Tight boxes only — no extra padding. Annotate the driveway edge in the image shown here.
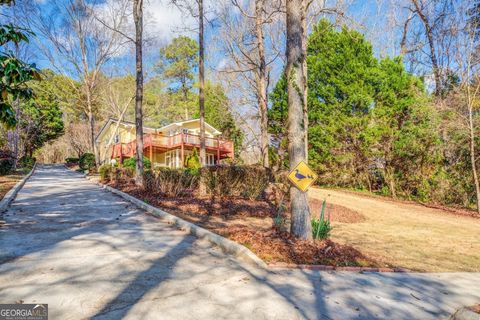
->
[449,307,480,320]
[0,163,36,213]
[88,178,267,269]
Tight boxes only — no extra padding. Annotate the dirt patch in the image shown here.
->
[65,163,80,171]
[0,172,24,200]
[111,181,379,267]
[309,198,365,223]
[469,304,480,314]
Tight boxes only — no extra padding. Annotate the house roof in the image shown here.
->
[157,119,222,135]
[95,118,222,142]
[95,118,157,142]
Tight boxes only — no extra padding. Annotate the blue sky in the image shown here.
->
[4,0,459,104]
[11,0,399,79]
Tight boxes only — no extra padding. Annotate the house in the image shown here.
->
[95,118,234,168]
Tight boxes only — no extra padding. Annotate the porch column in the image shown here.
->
[149,145,153,162]
[119,143,123,164]
[217,138,220,165]
[181,132,185,168]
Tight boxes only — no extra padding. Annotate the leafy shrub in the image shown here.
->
[273,199,287,232]
[0,150,14,175]
[0,158,14,175]
[65,157,79,164]
[200,165,272,199]
[109,167,134,185]
[144,168,198,197]
[123,156,151,170]
[185,148,200,170]
[18,156,35,169]
[184,167,200,176]
[311,199,332,240]
[79,153,95,170]
[99,164,112,182]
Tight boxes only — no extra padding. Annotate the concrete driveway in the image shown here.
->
[0,165,479,319]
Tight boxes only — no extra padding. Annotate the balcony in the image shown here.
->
[111,132,234,160]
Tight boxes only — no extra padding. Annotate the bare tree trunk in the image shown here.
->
[468,96,480,214]
[255,0,269,168]
[103,96,134,163]
[385,166,397,199]
[286,0,311,240]
[133,0,144,186]
[301,0,308,163]
[12,100,20,169]
[199,0,206,167]
[411,0,441,96]
[183,85,189,120]
[86,88,99,166]
[400,12,413,56]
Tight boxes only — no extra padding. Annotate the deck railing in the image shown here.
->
[111,132,234,159]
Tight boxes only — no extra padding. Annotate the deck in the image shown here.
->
[110,132,234,161]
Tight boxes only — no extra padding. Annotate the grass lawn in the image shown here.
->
[0,169,28,201]
[310,187,480,272]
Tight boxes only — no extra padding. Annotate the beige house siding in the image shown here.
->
[97,123,137,163]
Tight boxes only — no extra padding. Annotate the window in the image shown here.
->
[166,150,181,168]
[206,154,216,166]
[165,151,172,168]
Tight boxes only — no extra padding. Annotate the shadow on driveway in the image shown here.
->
[0,165,479,319]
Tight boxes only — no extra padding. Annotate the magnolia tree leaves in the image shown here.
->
[0,5,40,128]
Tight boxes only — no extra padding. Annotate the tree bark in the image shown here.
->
[255,0,269,168]
[286,0,311,240]
[86,89,99,167]
[301,0,308,163]
[411,0,441,96]
[133,0,144,186]
[468,97,480,214]
[12,99,20,169]
[103,97,133,163]
[385,166,397,199]
[199,0,206,167]
[400,13,413,56]
[182,84,189,120]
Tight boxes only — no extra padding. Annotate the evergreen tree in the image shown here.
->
[270,19,378,179]
[269,19,440,198]
[157,36,198,119]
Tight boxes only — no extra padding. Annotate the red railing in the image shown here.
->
[111,133,234,159]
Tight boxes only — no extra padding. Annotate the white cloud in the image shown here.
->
[145,0,196,42]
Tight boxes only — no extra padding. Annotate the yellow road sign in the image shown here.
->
[288,160,318,192]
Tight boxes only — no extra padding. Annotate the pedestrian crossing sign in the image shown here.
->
[288,160,318,192]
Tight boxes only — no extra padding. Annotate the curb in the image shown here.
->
[0,163,36,213]
[83,176,267,269]
[268,263,410,273]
